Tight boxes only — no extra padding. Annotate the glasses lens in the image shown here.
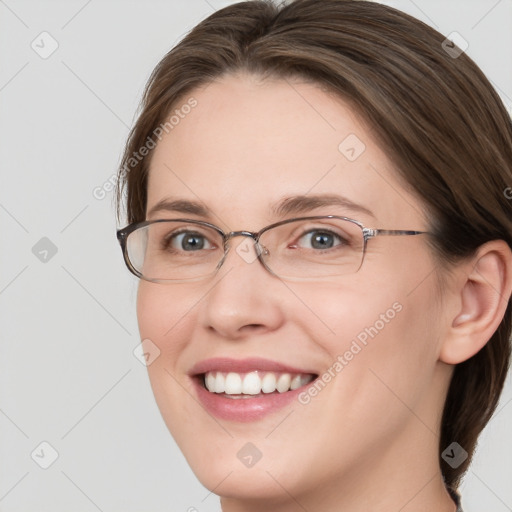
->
[126,221,224,281]
[259,217,364,279]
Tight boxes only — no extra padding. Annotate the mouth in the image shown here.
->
[190,358,318,422]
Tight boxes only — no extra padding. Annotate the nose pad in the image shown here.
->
[257,242,269,256]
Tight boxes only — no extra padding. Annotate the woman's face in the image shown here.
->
[138,73,452,505]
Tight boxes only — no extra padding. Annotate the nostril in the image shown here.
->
[240,324,266,333]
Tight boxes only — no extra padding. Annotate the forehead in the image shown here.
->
[146,73,425,229]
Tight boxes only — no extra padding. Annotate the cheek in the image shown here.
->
[288,272,442,415]
[285,275,433,354]
[136,282,197,351]
[136,282,202,438]
[136,283,195,404]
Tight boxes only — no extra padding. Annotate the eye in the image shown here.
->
[297,229,347,250]
[168,231,215,251]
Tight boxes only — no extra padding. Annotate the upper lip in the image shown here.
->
[189,357,316,376]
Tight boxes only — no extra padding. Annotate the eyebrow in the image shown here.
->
[272,194,375,219]
[147,194,375,220]
[147,199,210,218]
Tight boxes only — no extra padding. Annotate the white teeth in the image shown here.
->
[242,372,261,395]
[261,373,277,393]
[203,371,314,395]
[214,372,225,393]
[224,372,242,394]
[206,372,216,392]
[290,374,302,390]
[276,373,291,393]
[300,375,312,387]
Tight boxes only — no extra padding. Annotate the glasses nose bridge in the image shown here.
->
[219,230,267,272]
[224,230,259,246]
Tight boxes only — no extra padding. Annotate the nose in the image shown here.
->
[199,235,285,340]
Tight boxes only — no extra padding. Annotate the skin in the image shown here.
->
[136,72,512,511]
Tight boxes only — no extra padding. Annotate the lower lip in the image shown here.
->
[193,377,309,422]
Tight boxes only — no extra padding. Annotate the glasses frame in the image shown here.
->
[116,216,428,283]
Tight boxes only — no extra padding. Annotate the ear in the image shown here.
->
[440,240,512,365]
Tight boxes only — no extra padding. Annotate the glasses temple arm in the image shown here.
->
[362,228,428,241]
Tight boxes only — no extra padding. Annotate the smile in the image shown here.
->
[190,358,319,421]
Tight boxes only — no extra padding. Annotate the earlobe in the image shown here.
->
[440,240,512,365]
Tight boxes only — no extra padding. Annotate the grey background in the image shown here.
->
[0,0,511,511]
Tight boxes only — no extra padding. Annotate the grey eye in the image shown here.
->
[170,232,212,251]
[298,230,345,250]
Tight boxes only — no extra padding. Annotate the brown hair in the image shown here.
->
[116,0,512,490]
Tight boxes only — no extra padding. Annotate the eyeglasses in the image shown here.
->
[116,216,428,283]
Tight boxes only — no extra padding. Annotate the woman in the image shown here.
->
[115,1,512,510]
